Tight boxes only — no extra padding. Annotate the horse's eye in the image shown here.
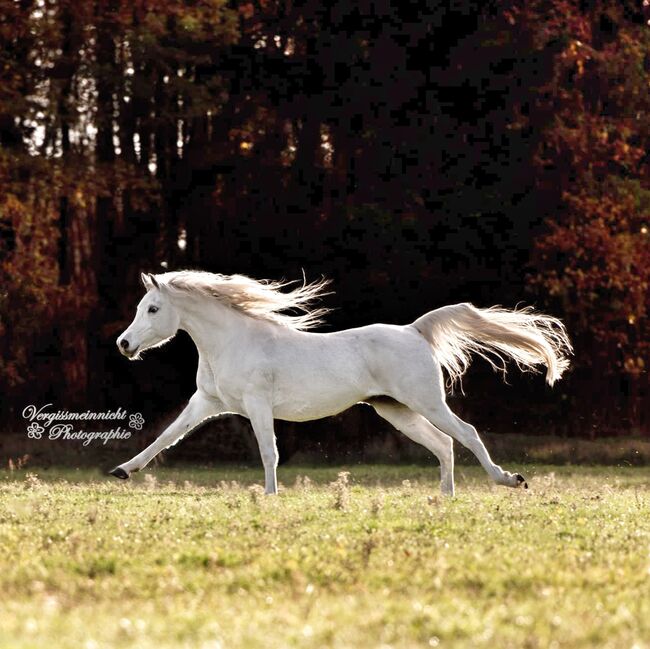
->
[148,306,159,314]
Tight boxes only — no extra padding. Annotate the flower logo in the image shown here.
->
[129,412,145,430]
[27,422,44,439]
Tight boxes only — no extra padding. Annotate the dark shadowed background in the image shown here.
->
[1,0,649,467]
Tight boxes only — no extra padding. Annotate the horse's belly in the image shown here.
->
[271,379,368,422]
[273,398,362,422]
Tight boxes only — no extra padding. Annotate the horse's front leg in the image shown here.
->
[109,391,220,479]
[243,396,279,495]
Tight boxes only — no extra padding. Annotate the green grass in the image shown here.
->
[0,464,649,648]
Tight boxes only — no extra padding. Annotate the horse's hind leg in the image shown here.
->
[411,397,527,489]
[391,373,527,489]
[369,398,455,496]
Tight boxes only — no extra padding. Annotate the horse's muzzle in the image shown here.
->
[117,337,139,358]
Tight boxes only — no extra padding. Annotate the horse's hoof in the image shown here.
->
[515,473,528,489]
[109,467,129,480]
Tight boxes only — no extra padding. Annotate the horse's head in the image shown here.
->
[116,273,180,360]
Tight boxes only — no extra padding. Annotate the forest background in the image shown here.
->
[1,0,649,464]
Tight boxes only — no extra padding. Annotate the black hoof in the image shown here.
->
[109,467,129,480]
[515,473,528,489]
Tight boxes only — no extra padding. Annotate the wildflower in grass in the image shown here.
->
[24,618,38,633]
[361,532,377,567]
[218,480,242,491]
[371,491,385,515]
[224,493,243,510]
[294,475,313,490]
[24,472,40,488]
[119,617,134,638]
[7,454,29,471]
[248,484,265,505]
[331,471,351,511]
[86,507,98,525]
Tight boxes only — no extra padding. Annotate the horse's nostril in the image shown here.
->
[120,339,129,350]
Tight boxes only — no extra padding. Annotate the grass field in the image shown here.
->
[0,464,649,648]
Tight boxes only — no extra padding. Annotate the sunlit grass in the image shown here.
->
[0,465,649,648]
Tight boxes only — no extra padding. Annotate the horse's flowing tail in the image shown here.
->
[411,303,572,389]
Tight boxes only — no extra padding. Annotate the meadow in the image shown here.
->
[0,464,649,648]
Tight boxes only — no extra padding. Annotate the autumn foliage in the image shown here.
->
[522,2,650,419]
[0,0,648,434]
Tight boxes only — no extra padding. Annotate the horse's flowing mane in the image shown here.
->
[147,270,331,330]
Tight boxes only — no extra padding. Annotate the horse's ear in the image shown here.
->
[140,272,159,291]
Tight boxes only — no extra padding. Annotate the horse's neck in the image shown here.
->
[176,296,245,356]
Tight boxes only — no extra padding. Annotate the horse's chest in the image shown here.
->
[202,373,241,407]
[196,357,257,410]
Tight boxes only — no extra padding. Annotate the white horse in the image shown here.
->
[112,271,572,495]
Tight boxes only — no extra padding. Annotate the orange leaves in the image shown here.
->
[534,185,650,374]
[527,1,650,378]
[624,355,646,377]
[517,0,592,49]
[238,3,254,20]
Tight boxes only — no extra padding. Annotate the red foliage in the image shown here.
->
[525,1,650,382]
